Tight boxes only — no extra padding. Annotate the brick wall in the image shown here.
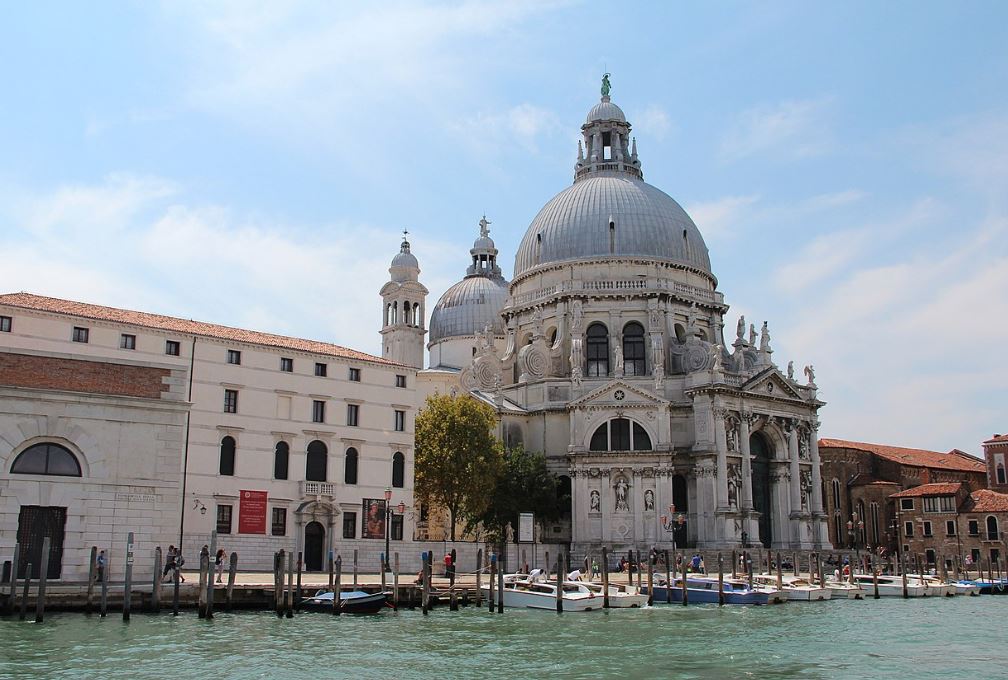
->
[0,352,170,399]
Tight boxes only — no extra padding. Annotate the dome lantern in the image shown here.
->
[575,74,642,182]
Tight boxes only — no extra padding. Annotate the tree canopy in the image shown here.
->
[414,392,503,540]
[468,445,565,542]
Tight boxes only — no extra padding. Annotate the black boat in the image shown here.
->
[298,590,389,614]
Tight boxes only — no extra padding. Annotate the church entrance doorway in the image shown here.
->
[304,521,325,571]
[750,433,773,548]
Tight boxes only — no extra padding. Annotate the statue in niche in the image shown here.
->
[613,342,624,373]
[614,478,630,512]
[649,307,662,331]
[727,463,741,508]
[726,421,738,452]
[736,315,745,341]
[787,360,794,381]
[644,489,655,511]
[569,335,583,386]
[798,435,810,461]
[590,489,601,513]
[800,470,812,510]
[570,299,583,332]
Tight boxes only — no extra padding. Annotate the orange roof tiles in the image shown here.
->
[890,483,963,498]
[968,489,1008,513]
[0,292,402,367]
[819,438,985,473]
[985,433,1008,444]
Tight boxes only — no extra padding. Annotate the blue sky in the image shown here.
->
[1,2,1006,453]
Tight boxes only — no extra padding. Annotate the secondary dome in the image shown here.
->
[429,215,510,344]
[513,176,711,278]
[429,276,509,343]
[586,96,626,123]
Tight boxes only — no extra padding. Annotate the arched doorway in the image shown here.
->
[671,474,688,548]
[750,432,773,548]
[304,521,325,571]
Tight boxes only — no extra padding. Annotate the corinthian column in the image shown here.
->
[739,412,753,511]
[787,420,801,512]
[713,408,729,509]
[809,421,824,513]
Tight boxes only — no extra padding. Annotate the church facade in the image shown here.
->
[393,78,830,553]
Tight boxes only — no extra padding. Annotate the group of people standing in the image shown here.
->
[160,545,231,583]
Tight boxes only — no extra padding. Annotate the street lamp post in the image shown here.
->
[383,488,407,573]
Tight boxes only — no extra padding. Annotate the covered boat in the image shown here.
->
[642,576,770,605]
[298,590,388,614]
[480,573,602,611]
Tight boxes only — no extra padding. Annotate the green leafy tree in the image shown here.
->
[414,393,503,540]
[469,445,565,541]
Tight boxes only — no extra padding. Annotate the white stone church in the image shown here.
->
[382,78,830,553]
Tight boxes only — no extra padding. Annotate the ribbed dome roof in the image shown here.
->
[391,249,418,269]
[429,275,509,343]
[586,96,626,123]
[513,176,711,279]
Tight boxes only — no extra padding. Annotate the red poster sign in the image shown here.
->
[238,490,268,534]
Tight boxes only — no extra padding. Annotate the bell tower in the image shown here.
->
[380,232,428,369]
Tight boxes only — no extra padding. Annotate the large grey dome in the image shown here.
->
[429,275,509,343]
[586,97,626,123]
[513,176,712,279]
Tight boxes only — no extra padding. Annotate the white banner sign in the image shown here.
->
[518,512,535,543]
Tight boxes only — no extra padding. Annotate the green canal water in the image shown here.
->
[2,597,1006,679]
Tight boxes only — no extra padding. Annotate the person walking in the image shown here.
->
[162,545,176,582]
[95,550,107,583]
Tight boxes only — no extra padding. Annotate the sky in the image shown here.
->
[1,1,1006,454]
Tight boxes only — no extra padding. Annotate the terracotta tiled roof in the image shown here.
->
[0,292,402,366]
[819,438,985,473]
[889,483,963,498]
[968,489,1008,513]
[984,433,1008,444]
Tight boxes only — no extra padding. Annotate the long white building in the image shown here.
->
[0,292,417,579]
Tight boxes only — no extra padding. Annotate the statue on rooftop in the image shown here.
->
[479,214,491,238]
[601,73,611,97]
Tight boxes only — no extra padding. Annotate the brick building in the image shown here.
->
[818,439,986,551]
[983,433,1008,493]
[890,483,1008,569]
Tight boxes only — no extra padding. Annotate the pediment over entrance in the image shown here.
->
[740,367,806,402]
[567,379,670,410]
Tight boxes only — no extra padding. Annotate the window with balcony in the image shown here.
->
[306,440,327,482]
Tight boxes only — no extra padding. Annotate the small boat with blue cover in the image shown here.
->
[641,576,769,605]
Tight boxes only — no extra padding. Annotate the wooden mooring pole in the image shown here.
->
[6,543,20,617]
[206,531,216,620]
[664,549,672,605]
[555,554,563,614]
[122,533,134,622]
[680,551,688,606]
[422,552,431,616]
[487,553,495,614]
[151,546,162,613]
[333,556,342,616]
[100,553,109,617]
[296,551,303,605]
[393,552,400,610]
[198,552,208,619]
[353,549,359,589]
[84,546,95,615]
[475,549,483,608]
[646,558,654,606]
[497,553,505,614]
[19,563,31,620]
[35,537,51,624]
[718,553,725,606]
[226,552,238,611]
[286,550,294,618]
[601,547,610,609]
[172,560,180,616]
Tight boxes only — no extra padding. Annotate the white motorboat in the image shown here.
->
[851,574,926,597]
[913,576,954,597]
[952,580,981,596]
[581,581,648,608]
[753,574,832,601]
[479,573,602,611]
[713,576,786,603]
[822,579,865,599]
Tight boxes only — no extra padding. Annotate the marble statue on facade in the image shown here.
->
[748,323,757,346]
[711,344,725,372]
[589,489,600,513]
[760,321,771,352]
[644,489,655,511]
[787,360,794,381]
[614,478,630,512]
[736,315,745,341]
[804,364,816,386]
[613,342,623,373]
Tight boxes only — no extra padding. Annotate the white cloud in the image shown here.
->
[685,194,760,240]
[634,105,673,141]
[450,103,562,157]
[720,97,833,161]
[0,174,461,356]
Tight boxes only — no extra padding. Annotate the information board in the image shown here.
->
[518,512,535,543]
[238,490,268,534]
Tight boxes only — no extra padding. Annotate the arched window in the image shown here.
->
[344,447,359,485]
[997,464,1006,485]
[10,442,81,477]
[274,441,289,480]
[857,500,867,544]
[622,322,646,376]
[831,479,841,511]
[588,418,652,452]
[392,451,405,488]
[586,323,609,377]
[306,440,327,482]
[987,515,999,541]
[219,436,236,476]
[674,323,686,343]
[870,502,880,544]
